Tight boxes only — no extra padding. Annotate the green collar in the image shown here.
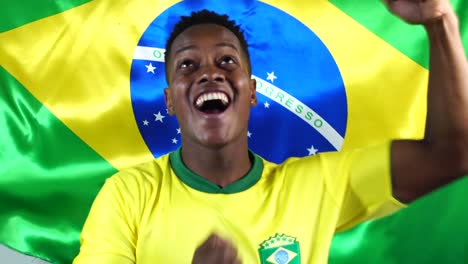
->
[169,148,263,194]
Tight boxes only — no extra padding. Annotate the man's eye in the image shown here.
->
[180,60,194,69]
[220,56,235,65]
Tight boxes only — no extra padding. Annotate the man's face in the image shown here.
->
[165,23,257,149]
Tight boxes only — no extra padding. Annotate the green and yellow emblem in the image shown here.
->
[259,234,301,264]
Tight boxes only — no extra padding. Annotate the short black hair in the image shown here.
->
[164,9,251,83]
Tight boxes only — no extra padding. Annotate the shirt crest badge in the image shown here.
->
[259,234,301,264]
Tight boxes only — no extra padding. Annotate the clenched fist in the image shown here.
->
[383,0,453,24]
[192,234,242,264]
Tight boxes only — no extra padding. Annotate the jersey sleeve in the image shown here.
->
[73,173,139,264]
[323,142,406,231]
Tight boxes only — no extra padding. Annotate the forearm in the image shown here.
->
[424,9,468,143]
[391,7,468,203]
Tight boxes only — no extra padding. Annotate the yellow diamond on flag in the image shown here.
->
[267,247,298,264]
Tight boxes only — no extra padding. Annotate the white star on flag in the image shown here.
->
[307,145,319,156]
[153,111,165,123]
[172,138,178,144]
[266,71,277,83]
[142,120,149,126]
[145,62,156,74]
[264,102,270,108]
[176,128,181,134]
[247,131,252,138]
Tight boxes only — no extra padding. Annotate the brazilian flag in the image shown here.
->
[0,0,467,263]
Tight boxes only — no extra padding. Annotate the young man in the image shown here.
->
[74,0,467,263]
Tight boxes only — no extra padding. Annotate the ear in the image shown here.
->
[164,88,175,115]
[249,78,257,107]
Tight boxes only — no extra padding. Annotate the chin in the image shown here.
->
[200,137,230,149]
[196,131,237,148]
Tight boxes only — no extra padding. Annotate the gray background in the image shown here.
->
[0,245,50,264]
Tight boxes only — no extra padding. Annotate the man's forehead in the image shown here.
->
[171,24,241,52]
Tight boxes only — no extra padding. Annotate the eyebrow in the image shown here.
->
[174,42,239,56]
[215,42,239,51]
[174,45,197,55]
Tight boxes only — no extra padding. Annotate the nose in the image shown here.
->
[197,64,225,84]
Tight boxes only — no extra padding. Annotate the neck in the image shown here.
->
[180,139,251,187]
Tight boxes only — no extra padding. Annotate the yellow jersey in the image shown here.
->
[73,142,403,264]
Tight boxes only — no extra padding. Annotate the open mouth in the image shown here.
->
[194,91,231,114]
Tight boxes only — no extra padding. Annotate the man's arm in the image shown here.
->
[387,0,468,203]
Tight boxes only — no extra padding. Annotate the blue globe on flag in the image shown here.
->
[130,0,347,163]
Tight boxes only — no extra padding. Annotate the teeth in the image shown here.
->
[195,92,229,108]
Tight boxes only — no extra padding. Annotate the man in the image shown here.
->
[73,0,467,263]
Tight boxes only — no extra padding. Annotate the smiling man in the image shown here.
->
[163,19,257,189]
[73,0,468,263]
